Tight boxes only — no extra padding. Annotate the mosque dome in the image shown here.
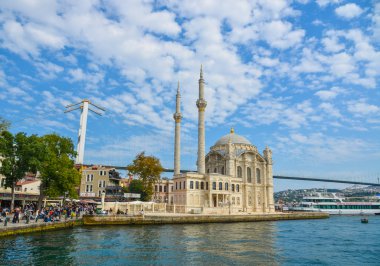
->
[214,128,252,146]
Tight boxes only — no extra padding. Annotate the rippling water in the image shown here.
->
[1,216,379,265]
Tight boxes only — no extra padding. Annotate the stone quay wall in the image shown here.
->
[0,219,82,237]
[82,212,329,226]
[0,212,328,237]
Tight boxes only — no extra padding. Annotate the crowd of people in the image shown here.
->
[0,202,97,225]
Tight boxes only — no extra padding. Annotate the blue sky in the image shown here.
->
[1,0,379,191]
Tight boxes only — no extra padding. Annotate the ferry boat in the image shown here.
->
[288,192,380,215]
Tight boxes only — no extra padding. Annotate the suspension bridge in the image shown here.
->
[84,165,380,187]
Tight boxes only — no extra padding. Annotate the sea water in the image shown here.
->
[0,216,379,265]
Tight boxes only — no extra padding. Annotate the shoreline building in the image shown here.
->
[79,166,122,200]
[171,68,275,214]
[0,173,40,208]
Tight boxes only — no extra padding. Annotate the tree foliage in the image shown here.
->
[0,130,81,210]
[0,131,40,209]
[37,134,81,206]
[126,179,149,201]
[0,117,10,132]
[126,152,164,201]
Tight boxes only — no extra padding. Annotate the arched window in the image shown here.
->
[225,182,228,191]
[196,181,199,189]
[236,184,240,192]
[201,182,204,190]
[232,184,235,192]
[221,166,225,175]
[212,182,216,190]
[256,168,261,184]
[247,167,252,183]
[219,182,223,190]
[190,181,194,189]
[237,166,242,178]
[214,168,217,173]
[207,169,210,173]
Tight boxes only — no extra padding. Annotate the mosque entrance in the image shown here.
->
[212,194,228,207]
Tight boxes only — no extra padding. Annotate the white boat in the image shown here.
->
[288,192,380,215]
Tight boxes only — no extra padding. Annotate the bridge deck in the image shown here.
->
[82,165,380,187]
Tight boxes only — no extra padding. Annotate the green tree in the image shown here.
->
[126,179,149,201]
[0,131,40,210]
[37,134,81,209]
[0,117,10,132]
[126,152,164,201]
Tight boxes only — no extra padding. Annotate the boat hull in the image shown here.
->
[289,207,380,215]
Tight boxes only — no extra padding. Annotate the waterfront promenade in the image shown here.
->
[0,211,328,237]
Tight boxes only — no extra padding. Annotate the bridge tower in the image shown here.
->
[64,99,105,165]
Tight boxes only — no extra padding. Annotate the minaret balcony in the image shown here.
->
[173,113,183,122]
[196,99,207,110]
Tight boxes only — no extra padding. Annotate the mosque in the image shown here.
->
[170,67,275,214]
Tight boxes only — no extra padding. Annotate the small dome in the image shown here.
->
[215,129,251,146]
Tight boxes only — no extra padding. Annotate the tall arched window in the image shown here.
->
[221,166,225,175]
[247,167,252,183]
[237,166,242,178]
[225,182,228,191]
[219,182,223,190]
[256,168,261,184]
[214,168,217,173]
[207,169,210,173]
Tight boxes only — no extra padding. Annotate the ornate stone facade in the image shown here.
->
[171,68,275,214]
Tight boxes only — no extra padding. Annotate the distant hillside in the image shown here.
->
[274,188,340,204]
[275,185,380,204]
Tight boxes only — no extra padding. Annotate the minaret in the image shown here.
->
[196,65,207,174]
[173,81,182,176]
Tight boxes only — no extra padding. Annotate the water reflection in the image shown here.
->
[179,222,278,265]
[0,222,278,265]
[0,230,78,265]
[2,217,380,265]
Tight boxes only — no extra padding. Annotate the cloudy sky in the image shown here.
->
[1,0,379,191]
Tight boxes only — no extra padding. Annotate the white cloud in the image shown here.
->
[347,101,379,116]
[316,0,341,7]
[260,20,305,49]
[293,48,324,73]
[319,102,341,118]
[329,52,355,77]
[322,35,344,52]
[35,61,64,79]
[275,132,368,163]
[315,87,343,101]
[242,97,314,129]
[372,3,380,41]
[255,56,280,67]
[68,68,85,82]
[335,3,363,19]
[1,0,380,178]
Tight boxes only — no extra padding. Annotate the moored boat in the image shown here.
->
[288,192,380,215]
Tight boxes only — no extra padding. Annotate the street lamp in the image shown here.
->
[63,191,68,206]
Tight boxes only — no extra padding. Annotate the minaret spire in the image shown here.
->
[173,81,182,176]
[196,65,207,174]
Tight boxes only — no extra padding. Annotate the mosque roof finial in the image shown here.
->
[177,81,180,94]
[200,64,203,79]
[230,127,235,134]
